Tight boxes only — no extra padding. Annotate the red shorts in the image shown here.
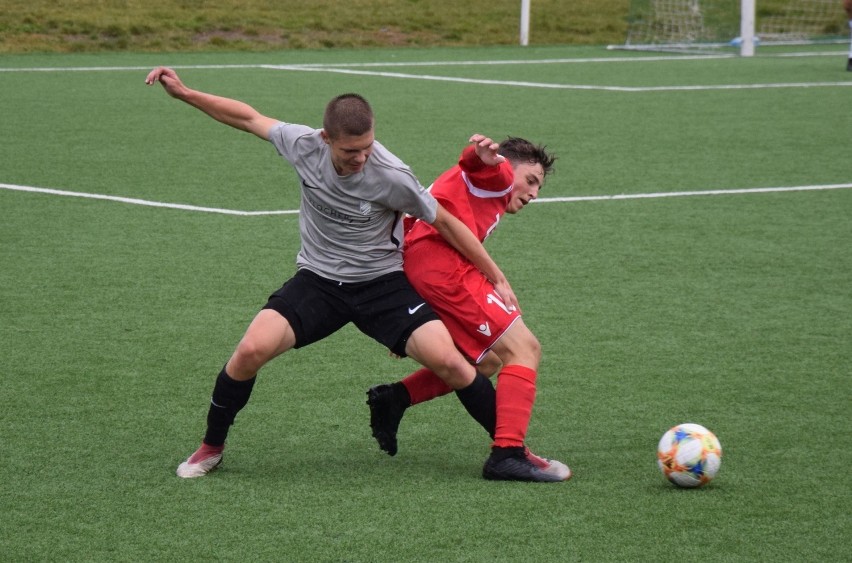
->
[403,239,520,363]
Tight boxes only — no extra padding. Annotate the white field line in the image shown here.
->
[1,51,850,92]
[534,183,852,204]
[0,57,739,74]
[0,50,844,73]
[0,183,297,216]
[265,64,852,91]
[3,182,850,216]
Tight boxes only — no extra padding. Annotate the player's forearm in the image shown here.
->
[433,207,507,286]
[178,88,262,133]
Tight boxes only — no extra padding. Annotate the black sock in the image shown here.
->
[454,371,496,439]
[203,368,256,447]
[390,381,411,408]
[489,445,526,461]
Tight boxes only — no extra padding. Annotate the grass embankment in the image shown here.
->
[0,0,630,53]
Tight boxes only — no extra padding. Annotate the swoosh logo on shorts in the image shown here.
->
[408,303,426,314]
[302,180,321,190]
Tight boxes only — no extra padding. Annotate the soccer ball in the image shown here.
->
[657,423,722,488]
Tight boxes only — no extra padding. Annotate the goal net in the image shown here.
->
[615,0,847,53]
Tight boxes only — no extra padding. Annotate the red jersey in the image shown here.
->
[403,145,518,363]
[404,144,514,250]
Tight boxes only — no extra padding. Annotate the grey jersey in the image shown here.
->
[269,122,438,282]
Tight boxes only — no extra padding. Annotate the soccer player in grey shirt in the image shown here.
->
[145,66,519,478]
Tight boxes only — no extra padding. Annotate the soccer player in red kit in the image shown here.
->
[367,134,571,482]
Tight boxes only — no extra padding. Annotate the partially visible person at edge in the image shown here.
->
[145,66,529,480]
[845,0,852,70]
[367,134,572,482]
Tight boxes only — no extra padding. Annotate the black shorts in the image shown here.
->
[262,269,440,358]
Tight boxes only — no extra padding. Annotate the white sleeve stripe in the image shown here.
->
[461,171,513,199]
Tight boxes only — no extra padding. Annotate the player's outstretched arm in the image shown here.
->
[145,66,279,141]
[430,204,520,312]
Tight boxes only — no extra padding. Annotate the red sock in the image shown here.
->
[492,365,537,448]
[189,442,224,463]
[401,367,453,406]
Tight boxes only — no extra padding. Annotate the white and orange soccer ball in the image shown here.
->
[657,423,722,488]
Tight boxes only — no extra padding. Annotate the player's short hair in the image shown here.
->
[498,137,556,177]
[323,94,374,139]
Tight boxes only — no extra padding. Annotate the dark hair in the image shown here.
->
[323,93,374,139]
[498,137,556,177]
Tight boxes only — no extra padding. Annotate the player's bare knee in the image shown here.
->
[406,320,476,388]
[231,337,271,375]
[498,330,541,369]
[429,351,476,389]
[476,352,502,377]
[528,334,542,364]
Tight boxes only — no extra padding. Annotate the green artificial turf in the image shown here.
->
[1,44,850,561]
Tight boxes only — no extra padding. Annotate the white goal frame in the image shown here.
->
[520,0,531,46]
[609,0,846,57]
[739,0,756,56]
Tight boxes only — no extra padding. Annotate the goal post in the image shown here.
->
[740,0,755,56]
[520,0,531,46]
[612,0,848,55]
